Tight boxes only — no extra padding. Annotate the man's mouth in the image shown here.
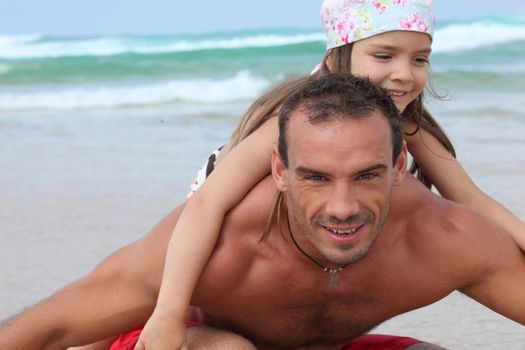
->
[323,225,363,236]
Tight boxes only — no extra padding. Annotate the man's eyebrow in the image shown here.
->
[295,163,388,176]
[357,163,389,174]
[295,166,329,176]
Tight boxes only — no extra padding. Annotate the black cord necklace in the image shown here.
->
[286,213,350,288]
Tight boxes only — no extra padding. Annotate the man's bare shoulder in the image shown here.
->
[222,175,276,237]
[394,175,488,237]
[396,176,521,287]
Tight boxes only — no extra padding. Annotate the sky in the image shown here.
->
[1,0,525,36]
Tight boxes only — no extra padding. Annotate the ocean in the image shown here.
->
[1,16,524,349]
[1,16,525,114]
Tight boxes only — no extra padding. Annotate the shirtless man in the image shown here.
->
[1,74,524,350]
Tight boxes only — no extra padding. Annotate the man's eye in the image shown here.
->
[358,173,376,181]
[307,175,327,182]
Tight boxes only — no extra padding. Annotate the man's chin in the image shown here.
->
[329,249,368,266]
[318,243,368,266]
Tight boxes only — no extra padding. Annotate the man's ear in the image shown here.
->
[392,140,407,186]
[271,145,288,192]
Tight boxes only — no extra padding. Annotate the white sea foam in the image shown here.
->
[0,33,325,59]
[155,33,325,53]
[0,71,270,111]
[0,33,43,47]
[1,19,524,59]
[0,37,130,59]
[0,63,11,74]
[1,16,525,60]
[433,22,525,53]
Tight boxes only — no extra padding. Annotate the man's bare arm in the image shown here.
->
[0,206,183,350]
[458,208,525,325]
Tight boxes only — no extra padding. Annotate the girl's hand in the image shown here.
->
[133,309,188,350]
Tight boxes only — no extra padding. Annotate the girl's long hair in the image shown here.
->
[228,75,310,148]
[225,43,456,239]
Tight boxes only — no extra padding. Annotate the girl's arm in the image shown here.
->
[134,117,279,350]
[404,120,525,252]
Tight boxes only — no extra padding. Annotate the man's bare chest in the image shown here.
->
[197,273,408,349]
[194,221,455,349]
[196,257,455,349]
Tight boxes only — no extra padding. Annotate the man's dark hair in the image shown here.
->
[277,73,403,167]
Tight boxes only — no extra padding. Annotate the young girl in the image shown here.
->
[128,0,525,349]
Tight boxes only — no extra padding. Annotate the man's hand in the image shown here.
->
[133,309,188,350]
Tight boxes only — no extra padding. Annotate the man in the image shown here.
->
[1,74,524,350]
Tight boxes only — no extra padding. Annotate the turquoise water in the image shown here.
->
[1,16,525,113]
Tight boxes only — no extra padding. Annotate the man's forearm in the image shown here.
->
[0,294,71,350]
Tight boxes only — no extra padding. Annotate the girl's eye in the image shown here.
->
[373,54,392,60]
[415,56,429,64]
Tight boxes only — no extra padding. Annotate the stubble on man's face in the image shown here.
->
[287,184,392,266]
[281,113,396,267]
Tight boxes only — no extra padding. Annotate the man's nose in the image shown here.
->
[325,182,360,222]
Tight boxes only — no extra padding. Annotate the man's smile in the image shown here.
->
[323,224,363,236]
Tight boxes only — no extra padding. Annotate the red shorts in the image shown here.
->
[109,325,422,350]
[341,334,422,349]
[108,322,205,350]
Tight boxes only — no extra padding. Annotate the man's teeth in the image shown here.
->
[326,227,358,235]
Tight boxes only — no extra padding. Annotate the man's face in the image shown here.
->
[272,110,406,267]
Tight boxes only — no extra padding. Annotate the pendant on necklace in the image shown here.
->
[327,268,342,288]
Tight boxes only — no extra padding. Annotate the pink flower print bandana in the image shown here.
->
[320,0,435,49]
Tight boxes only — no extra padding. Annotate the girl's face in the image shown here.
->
[350,31,432,113]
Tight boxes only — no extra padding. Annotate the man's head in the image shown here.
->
[272,73,407,267]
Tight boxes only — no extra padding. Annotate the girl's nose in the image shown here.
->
[390,61,413,83]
